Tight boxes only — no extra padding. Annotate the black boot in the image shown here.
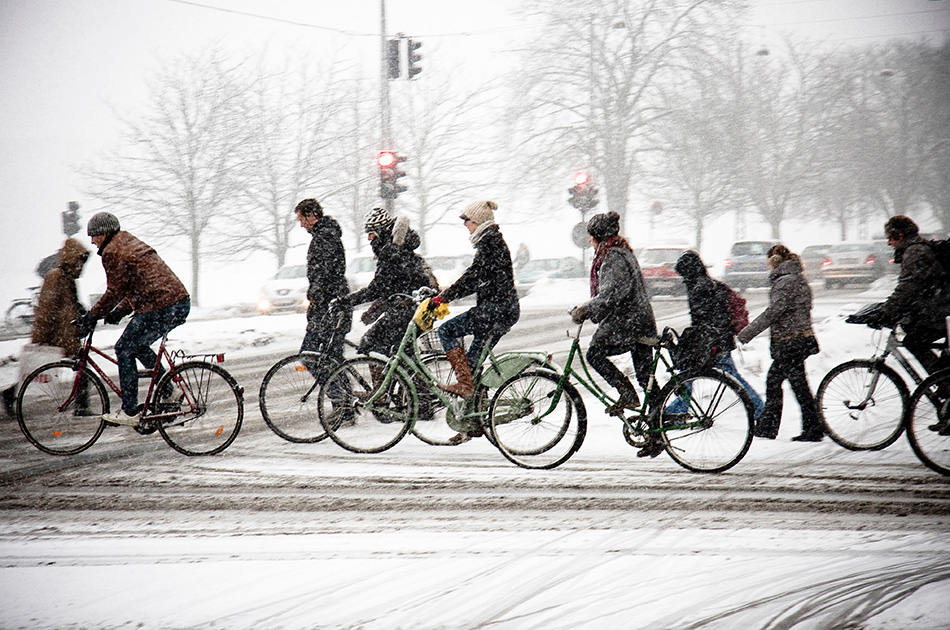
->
[605,381,640,417]
[753,413,779,439]
[2,386,15,417]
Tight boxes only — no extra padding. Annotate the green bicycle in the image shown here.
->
[487,322,755,473]
[316,288,574,466]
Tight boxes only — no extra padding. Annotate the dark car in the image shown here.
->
[723,240,778,289]
[638,246,690,296]
[820,241,894,289]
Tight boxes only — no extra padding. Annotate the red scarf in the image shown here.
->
[590,235,633,297]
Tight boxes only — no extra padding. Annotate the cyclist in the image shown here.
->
[428,200,520,443]
[737,245,822,442]
[672,250,765,419]
[570,211,660,457]
[77,212,190,428]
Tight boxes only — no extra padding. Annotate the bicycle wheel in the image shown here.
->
[488,370,587,469]
[16,361,108,455]
[6,300,33,336]
[155,362,244,456]
[658,371,753,473]
[816,360,907,451]
[259,353,328,443]
[318,357,414,454]
[906,369,950,476]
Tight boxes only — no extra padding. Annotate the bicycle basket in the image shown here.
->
[671,325,718,373]
[418,328,442,354]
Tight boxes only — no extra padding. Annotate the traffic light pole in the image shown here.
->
[379,0,393,214]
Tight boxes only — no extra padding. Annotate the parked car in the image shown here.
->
[514,257,586,293]
[637,246,691,296]
[800,244,833,282]
[820,241,894,289]
[257,264,308,314]
[723,240,778,289]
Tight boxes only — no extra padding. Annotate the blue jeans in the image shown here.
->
[115,299,190,414]
[437,310,509,369]
[666,351,764,419]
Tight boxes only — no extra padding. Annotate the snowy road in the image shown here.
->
[1,285,949,629]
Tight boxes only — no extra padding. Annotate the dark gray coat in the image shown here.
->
[737,259,813,346]
[584,246,657,347]
[306,216,349,323]
[880,235,950,334]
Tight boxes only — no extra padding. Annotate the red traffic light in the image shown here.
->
[573,171,590,186]
[378,151,398,168]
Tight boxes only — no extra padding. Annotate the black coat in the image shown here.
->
[348,228,432,310]
[880,235,950,334]
[675,251,736,353]
[306,216,349,323]
[442,225,520,336]
[584,245,657,347]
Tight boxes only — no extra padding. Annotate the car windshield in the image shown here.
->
[732,242,772,256]
[640,249,684,265]
[274,265,306,280]
[829,244,872,253]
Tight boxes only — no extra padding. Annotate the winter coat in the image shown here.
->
[305,216,349,324]
[441,224,520,336]
[90,231,189,319]
[348,218,434,312]
[675,251,736,353]
[879,235,950,334]
[737,259,815,349]
[584,245,657,347]
[31,238,89,357]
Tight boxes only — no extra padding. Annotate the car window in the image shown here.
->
[829,243,869,253]
[640,249,684,264]
[731,242,773,256]
[274,265,306,280]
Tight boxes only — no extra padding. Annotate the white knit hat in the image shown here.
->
[459,200,498,226]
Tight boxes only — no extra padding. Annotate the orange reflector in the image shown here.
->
[52,431,62,437]
[215,426,223,437]
[295,365,307,371]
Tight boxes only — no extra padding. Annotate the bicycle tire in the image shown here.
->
[487,370,587,470]
[412,354,468,446]
[906,369,950,476]
[259,353,329,443]
[318,357,414,454]
[816,360,907,451]
[155,362,244,456]
[6,300,33,336]
[657,370,753,473]
[16,360,108,455]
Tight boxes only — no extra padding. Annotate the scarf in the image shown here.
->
[469,220,497,247]
[590,235,633,297]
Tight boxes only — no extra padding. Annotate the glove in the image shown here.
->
[570,305,588,325]
[74,312,98,337]
[864,313,886,330]
[427,295,446,311]
[103,309,127,325]
[329,295,351,310]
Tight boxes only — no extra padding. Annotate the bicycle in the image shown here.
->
[906,367,950,476]
[486,322,755,473]
[316,287,563,463]
[5,286,39,336]
[816,304,938,451]
[15,323,244,456]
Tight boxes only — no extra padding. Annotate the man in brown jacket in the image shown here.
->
[78,212,191,427]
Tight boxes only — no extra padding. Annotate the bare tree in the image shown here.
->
[82,48,255,305]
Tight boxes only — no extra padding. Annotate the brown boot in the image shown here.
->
[439,347,475,399]
[605,381,640,417]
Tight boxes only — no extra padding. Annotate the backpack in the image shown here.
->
[671,325,719,373]
[718,281,749,334]
[929,238,950,275]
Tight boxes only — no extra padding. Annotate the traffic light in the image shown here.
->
[378,151,407,199]
[568,171,599,213]
[407,38,422,79]
[62,201,81,236]
[387,39,401,79]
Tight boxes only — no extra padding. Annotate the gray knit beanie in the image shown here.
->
[86,212,121,236]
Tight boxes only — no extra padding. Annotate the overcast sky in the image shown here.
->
[1,0,947,307]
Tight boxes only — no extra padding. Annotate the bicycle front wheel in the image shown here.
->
[155,362,244,456]
[658,371,753,473]
[488,370,587,469]
[906,369,950,476]
[318,357,414,454]
[6,301,33,336]
[17,361,108,455]
[816,360,907,451]
[259,353,328,443]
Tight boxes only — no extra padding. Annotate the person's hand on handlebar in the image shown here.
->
[74,312,98,337]
[570,305,587,325]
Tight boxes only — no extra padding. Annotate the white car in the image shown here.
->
[258,265,308,314]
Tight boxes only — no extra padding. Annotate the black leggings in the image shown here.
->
[587,340,653,392]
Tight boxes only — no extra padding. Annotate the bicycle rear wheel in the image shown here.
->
[6,300,33,336]
[16,361,108,455]
[488,370,587,469]
[259,353,328,443]
[318,357,414,454]
[906,369,950,476]
[816,360,907,451]
[155,362,244,456]
[658,371,753,473]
